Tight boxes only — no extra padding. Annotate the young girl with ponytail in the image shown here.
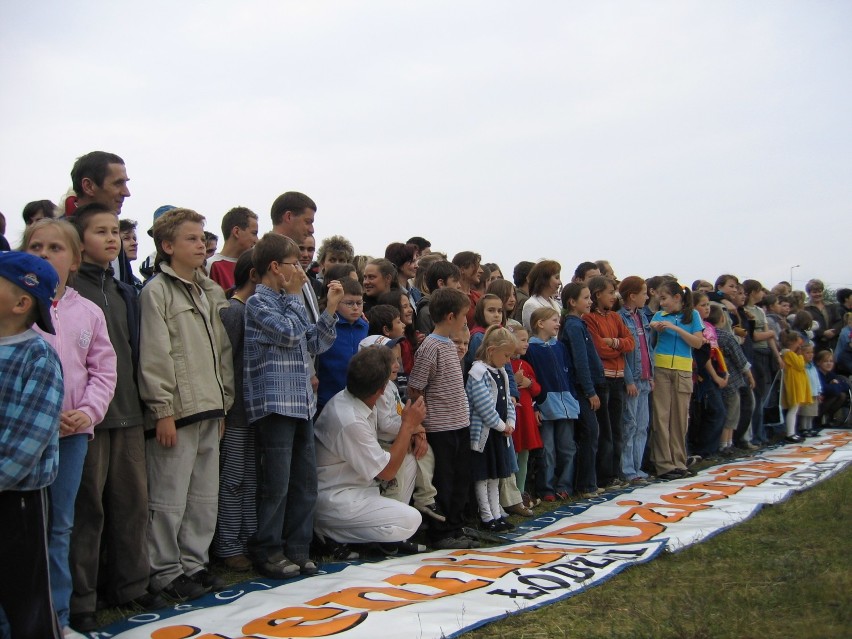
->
[648,281,706,480]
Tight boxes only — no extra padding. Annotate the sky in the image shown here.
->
[1,1,850,291]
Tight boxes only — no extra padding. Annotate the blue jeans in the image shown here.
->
[250,414,317,563]
[48,434,88,627]
[622,379,651,479]
[537,419,577,495]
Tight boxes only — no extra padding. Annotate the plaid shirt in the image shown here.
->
[244,284,336,423]
[716,329,751,396]
[0,330,64,491]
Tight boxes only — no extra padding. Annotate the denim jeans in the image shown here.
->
[250,414,317,563]
[537,419,577,495]
[48,434,88,627]
[575,396,600,492]
[595,378,625,484]
[621,379,651,479]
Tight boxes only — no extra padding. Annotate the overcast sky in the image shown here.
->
[1,1,850,290]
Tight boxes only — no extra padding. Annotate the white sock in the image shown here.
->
[786,405,800,436]
[475,480,494,522]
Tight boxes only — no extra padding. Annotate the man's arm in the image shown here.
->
[377,397,426,480]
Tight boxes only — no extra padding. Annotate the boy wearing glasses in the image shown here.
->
[244,233,343,579]
[316,278,369,414]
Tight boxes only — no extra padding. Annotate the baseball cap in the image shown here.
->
[0,251,60,334]
[148,205,177,237]
[359,335,404,350]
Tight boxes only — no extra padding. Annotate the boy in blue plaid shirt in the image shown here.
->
[244,233,343,579]
[0,252,64,639]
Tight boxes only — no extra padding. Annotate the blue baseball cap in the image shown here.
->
[0,251,59,334]
[148,204,177,237]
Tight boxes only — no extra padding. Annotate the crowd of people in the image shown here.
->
[1,150,851,639]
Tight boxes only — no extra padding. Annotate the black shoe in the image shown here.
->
[785,434,804,444]
[396,539,428,554]
[123,591,168,611]
[161,574,209,601]
[657,471,682,481]
[190,568,227,591]
[495,517,515,532]
[69,612,99,633]
[327,541,359,561]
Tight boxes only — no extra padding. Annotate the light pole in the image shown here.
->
[790,264,800,287]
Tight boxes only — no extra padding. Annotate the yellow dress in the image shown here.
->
[781,350,812,408]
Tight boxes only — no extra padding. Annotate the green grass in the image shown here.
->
[95,464,851,638]
[462,467,852,639]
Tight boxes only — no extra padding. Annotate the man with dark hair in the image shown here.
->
[572,261,601,284]
[512,261,534,322]
[406,236,431,256]
[69,151,133,284]
[206,206,259,290]
[270,191,316,244]
[70,151,130,214]
[313,348,426,550]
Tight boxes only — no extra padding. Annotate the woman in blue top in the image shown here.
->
[648,281,705,480]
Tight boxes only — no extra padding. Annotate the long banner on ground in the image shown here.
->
[101,430,852,639]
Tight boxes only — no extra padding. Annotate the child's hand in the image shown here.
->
[589,394,601,410]
[649,321,666,332]
[626,383,638,397]
[411,431,428,459]
[514,368,529,388]
[535,411,542,426]
[60,410,92,435]
[324,280,344,314]
[746,372,756,389]
[156,416,177,448]
[715,376,728,389]
[282,262,307,295]
[416,330,426,345]
[504,424,514,436]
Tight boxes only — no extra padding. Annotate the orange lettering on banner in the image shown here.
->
[313,587,427,612]
[241,606,366,637]
[533,519,663,544]
[659,490,725,506]
[151,627,237,639]
[680,481,742,496]
[616,500,710,523]
[771,447,834,462]
[385,566,489,594]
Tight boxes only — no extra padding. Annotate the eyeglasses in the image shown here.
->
[278,261,300,268]
[340,300,364,308]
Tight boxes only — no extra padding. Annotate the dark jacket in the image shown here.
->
[559,314,605,398]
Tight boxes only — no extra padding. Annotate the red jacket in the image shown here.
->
[583,310,635,378]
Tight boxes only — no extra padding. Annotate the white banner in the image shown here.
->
[100,430,852,639]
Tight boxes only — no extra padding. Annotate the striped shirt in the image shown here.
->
[408,334,469,433]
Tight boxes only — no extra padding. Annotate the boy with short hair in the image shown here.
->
[206,206,259,291]
[0,251,64,639]
[245,233,343,579]
[416,260,462,336]
[68,203,164,631]
[138,208,235,601]
[407,287,475,548]
[316,278,369,413]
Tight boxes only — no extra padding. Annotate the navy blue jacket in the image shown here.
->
[560,315,604,398]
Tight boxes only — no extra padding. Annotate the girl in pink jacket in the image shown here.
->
[21,219,117,634]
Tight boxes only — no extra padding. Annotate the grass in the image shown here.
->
[462,467,852,639]
[95,461,851,638]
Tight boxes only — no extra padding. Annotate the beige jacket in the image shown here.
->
[139,263,234,429]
